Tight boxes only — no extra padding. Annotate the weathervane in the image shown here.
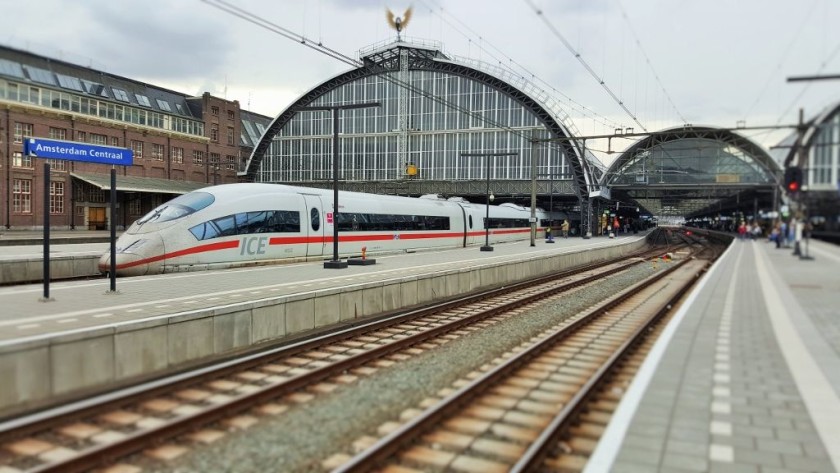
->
[386,6,412,41]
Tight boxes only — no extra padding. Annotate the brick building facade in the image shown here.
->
[0,45,271,230]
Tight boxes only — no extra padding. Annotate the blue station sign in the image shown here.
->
[24,137,133,166]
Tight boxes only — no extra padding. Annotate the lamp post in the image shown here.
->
[482,191,495,251]
[295,102,381,268]
[461,151,518,252]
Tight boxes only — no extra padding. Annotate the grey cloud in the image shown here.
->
[73,1,234,80]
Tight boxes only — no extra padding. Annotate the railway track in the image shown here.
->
[333,252,715,472]
[0,244,697,472]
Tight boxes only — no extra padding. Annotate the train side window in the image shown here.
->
[189,221,221,240]
[468,215,473,229]
[214,215,237,237]
[242,211,270,233]
[257,210,300,233]
[284,210,301,232]
[311,208,320,231]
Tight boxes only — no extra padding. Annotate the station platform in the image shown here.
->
[0,233,649,418]
[0,229,113,246]
[0,231,112,285]
[587,237,840,473]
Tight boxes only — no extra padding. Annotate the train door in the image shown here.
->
[302,194,325,257]
[457,203,469,247]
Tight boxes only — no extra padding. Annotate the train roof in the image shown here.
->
[198,183,552,216]
[200,183,458,206]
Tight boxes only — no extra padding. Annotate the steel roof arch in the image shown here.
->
[243,43,595,199]
[605,125,781,186]
[781,101,840,168]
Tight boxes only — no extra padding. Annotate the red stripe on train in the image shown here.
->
[117,227,537,270]
[115,240,240,270]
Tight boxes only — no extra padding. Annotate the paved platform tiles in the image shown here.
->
[587,238,840,473]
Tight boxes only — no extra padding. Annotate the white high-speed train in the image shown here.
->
[99,183,558,276]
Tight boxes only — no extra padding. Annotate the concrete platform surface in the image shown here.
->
[587,238,840,473]
[0,230,115,246]
[0,235,641,340]
[0,233,649,417]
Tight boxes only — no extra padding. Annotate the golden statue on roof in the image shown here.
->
[386,6,413,40]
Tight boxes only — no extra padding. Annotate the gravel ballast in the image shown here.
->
[151,262,664,473]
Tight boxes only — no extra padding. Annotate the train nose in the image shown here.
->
[98,233,165,276]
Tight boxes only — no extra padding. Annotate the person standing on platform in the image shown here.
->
[561,219,570,238]
[780,220,788,247]
[545,226,552,242]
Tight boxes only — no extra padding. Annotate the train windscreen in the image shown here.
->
[136,191,215,225]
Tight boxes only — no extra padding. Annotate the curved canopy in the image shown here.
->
[605,126,781,218]
[243,39,598,201]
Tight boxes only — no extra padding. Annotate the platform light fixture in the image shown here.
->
[461,151,518,252]
[294,102,381,268]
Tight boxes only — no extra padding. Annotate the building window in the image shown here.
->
[226,155,236,171]
[13,179,32,213]
[50,181,64,214]
[227,126,235,145]
[211,124,219,142]
[48,159,66,171]
[111,136,119,147]
[210,152,221,166]
[12,152,32,168]
[49,127,67,140]
[112,88,130,102]
[151,143,164,161]
[90,133,107,145]
[1,79,205,139]
[131,140,144,159]
[87,187,106,203]
[172,147,184,164]
[193,150,205,165]
[227,110,235,121]
[135,94,151,107]
[77,131,86,142]
[14,122,33,143]
[128,198,142,215]
[211,105,219,116]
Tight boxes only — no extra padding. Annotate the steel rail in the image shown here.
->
[21,251,663,472]
[511,258,708,471]
[334,253,692,473]
[0,250,656,438]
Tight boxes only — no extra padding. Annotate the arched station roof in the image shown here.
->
[769,101,840,230]
[770,100,840,169]
[604,126,781,218]
[242,38,599,201]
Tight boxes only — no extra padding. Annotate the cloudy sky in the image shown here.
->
[4,0,839,163]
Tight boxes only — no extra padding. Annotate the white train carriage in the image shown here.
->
[99,183,556,276]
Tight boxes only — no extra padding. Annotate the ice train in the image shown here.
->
[98,183,558,276]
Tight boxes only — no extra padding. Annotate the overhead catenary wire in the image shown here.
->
[615,0,687,125]
[523,0,648,133]
[200,0,586,168]
[776,37,840,125]
[418,0,626,133]
[743,0,819,121]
